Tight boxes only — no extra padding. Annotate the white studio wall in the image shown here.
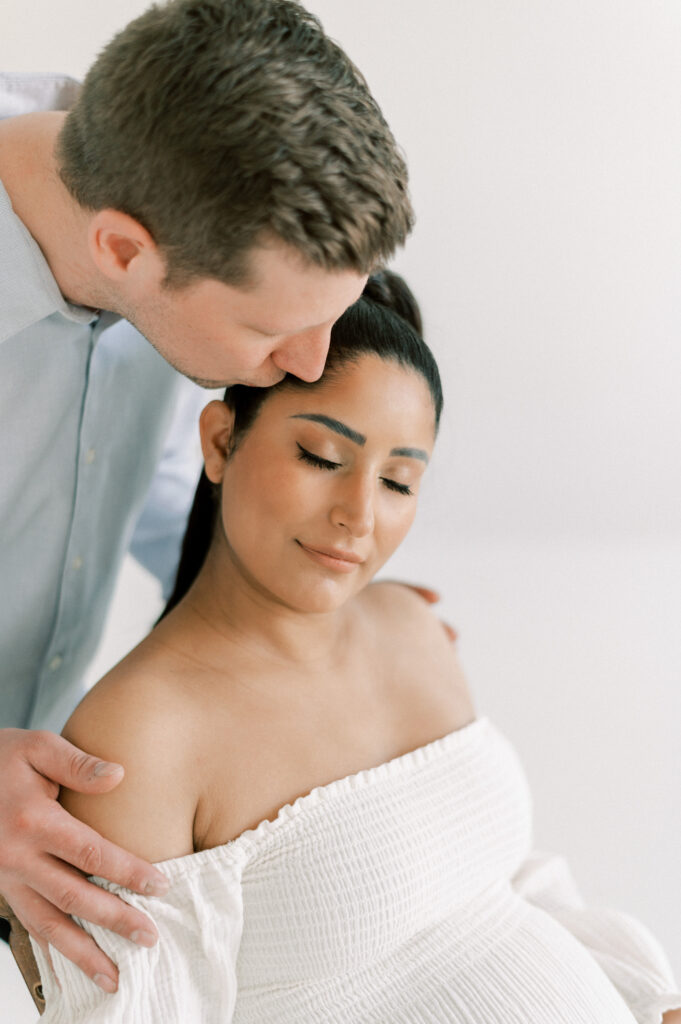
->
[2,0,679,1001]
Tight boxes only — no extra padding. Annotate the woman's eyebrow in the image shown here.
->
[290,413,366,446]
[290,415,429,464]
[390,446,429,463]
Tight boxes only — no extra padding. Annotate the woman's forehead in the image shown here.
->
[265,356,437,443]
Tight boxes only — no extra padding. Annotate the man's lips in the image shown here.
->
[296,541,364,573]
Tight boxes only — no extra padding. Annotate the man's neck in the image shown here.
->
[0,111,109,310]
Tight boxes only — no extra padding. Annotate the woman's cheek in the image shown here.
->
[381,503,418,557]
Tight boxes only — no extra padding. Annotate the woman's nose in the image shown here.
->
[331,477,375,537]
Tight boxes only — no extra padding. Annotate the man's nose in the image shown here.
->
[271,326,331,382]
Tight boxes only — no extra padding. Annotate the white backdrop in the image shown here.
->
[2,1,679,1014]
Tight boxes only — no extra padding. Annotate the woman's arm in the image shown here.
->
[33,858,244,1024]
[31,668,241,1022]
[60,667,199,864]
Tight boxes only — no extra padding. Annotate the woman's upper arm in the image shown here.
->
[60,674,198,863]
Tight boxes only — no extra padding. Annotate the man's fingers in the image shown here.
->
[10,887,120,994]
[441,621,459,643]
[383,580,441,604]
[30,857,160,950]
[46,811,170,898]
[22,731,125,794]
[0,729,168,991]
[381,581,457,643]
[410,585,440,604]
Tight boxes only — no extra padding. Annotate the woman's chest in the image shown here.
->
[192,666,476,852]
[219,719,532,990]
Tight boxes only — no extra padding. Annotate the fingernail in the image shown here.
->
[144,876,170,897]
[131,929,157,948]
[94,973,117,994]
[93,761,123,778]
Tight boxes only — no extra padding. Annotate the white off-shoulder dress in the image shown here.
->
[33,718,680,1023]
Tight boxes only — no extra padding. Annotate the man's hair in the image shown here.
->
[57,0,414,286]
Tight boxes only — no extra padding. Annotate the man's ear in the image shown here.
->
[87,209,163,285]
[200,401,236,484]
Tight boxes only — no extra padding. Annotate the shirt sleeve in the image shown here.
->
[32,865,244,1024]
[127,379,208,599]
[512,850,681,1024]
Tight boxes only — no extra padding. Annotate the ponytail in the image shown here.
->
[158,468,216,621]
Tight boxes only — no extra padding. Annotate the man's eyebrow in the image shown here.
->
[390,446,429,464]
[290,413,366,446]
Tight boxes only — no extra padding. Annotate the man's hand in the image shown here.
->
[0,729,171,993]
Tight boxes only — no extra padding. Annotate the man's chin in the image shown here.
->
[186,369,286,389]
[236,369,288,389]
[187,374,235,389]
[134,328,286,390]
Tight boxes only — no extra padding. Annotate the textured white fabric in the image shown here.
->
[33,718,681,1023]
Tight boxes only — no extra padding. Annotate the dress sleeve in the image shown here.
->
[31,861,245,1024]
[512,850,681,1024]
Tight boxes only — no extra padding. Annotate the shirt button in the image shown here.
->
[72,556,83,571]
[85,448,96,464]
[49,655,63,672]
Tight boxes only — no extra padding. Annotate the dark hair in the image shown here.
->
[161,271,441,618]
[57,0,413,286]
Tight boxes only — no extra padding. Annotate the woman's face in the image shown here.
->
[206,354,437,614]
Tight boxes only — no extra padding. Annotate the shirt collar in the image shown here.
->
[0,181,101,345]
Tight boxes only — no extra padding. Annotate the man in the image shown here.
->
[0,0,412,993]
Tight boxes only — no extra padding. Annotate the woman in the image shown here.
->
[34,274,680,1022]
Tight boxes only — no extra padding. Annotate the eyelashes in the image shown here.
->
[296,443,339,472]
[296,444,413,496]
[381,478,413,497]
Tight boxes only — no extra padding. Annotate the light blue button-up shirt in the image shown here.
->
[0,74,204,732]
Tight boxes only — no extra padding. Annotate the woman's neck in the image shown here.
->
[159,544,353,674]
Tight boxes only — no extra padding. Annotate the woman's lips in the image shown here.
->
[296,541,364,573]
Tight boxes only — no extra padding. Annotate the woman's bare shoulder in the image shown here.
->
[60,645,204,863]
[357,581,476,720]
[360,580,456,650]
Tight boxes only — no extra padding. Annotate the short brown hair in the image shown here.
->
[57,0,413,285]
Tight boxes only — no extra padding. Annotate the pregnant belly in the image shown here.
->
[418,899,639,1024]
[235,886,639,1024]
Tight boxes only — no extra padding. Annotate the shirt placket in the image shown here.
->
[29,317,105,728]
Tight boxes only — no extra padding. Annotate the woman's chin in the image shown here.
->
[268,575,367,616]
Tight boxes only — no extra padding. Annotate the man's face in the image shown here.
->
[125,239,368,388]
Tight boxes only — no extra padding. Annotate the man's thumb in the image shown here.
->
[26,731,124,792]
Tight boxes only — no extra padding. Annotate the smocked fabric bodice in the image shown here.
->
[35,718,680,1024]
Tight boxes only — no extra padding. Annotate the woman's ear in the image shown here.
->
[199,401,236,484]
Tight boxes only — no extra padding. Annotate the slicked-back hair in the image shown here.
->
[57,0,414,286]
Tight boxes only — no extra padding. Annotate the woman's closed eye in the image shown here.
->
[381,478,412,496]
[296,443,340,471]
[296,443,413,496]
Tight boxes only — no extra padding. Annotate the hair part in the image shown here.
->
[57,0,413,286]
